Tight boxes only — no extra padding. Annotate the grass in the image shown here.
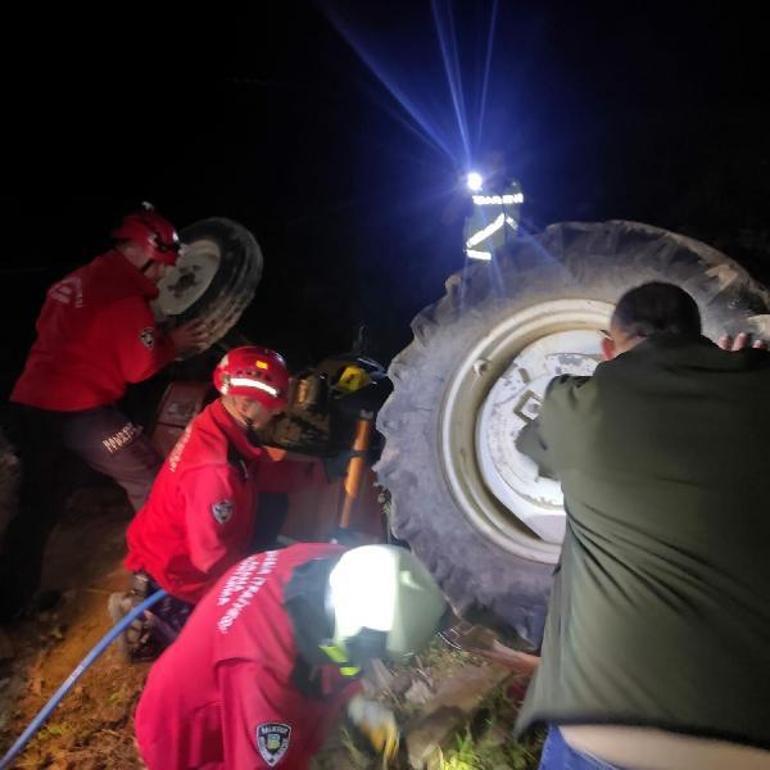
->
[437,686,543,770]
[313,641,543,770]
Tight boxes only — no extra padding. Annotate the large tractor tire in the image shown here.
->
[153,217,263,353]
[376,220,770,646]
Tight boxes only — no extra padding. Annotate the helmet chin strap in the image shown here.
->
[319,642,360,677]
[237,401,255,430]
[139,259,154,274]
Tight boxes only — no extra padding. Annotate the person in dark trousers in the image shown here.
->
[516,282,770,770]
[111,346,313,658]
[0,205,208,621]
[134,542,448,770]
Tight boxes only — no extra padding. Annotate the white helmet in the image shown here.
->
[328,545,447,662]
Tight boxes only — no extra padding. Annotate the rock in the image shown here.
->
[389,671,414,697]
[404,662,512,770]
[362,658,395,694]
[404,678,434,706]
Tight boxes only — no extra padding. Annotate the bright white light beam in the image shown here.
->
[467,171,483,192]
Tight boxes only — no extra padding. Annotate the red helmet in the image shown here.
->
[214,346,289,410]
[111,205,181,265]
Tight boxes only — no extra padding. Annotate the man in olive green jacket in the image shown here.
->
[516,282,770,770]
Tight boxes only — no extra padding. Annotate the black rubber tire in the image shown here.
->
[159,217,263,349]
[376,220,770,646]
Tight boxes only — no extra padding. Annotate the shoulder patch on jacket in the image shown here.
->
[49,276,84,308]
[211,499,234,525]
[257,723,291,766]
[139,327,155,349]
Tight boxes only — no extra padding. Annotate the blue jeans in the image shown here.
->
[538,727,624,770]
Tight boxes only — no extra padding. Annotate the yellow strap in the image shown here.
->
[319,644,361,677]
[319,643,347,663]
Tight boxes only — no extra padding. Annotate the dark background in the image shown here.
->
[2,2,769,392]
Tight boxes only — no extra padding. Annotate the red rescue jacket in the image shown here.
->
[135,543,361,770]
[12,250,176,411]
[125,400,307,603]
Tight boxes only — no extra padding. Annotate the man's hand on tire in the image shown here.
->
[718,332,768,351]
[169,320,211,356]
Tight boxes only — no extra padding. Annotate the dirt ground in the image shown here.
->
[0,484,541,770]
[0,486,148,769]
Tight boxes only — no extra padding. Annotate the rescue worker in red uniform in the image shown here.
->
[112,346,307,657]
[135,542,448,770]
[0,205,208,621]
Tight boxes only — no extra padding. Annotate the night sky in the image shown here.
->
[2,2,768,394]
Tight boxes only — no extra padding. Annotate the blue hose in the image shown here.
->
[0,588,167,770]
